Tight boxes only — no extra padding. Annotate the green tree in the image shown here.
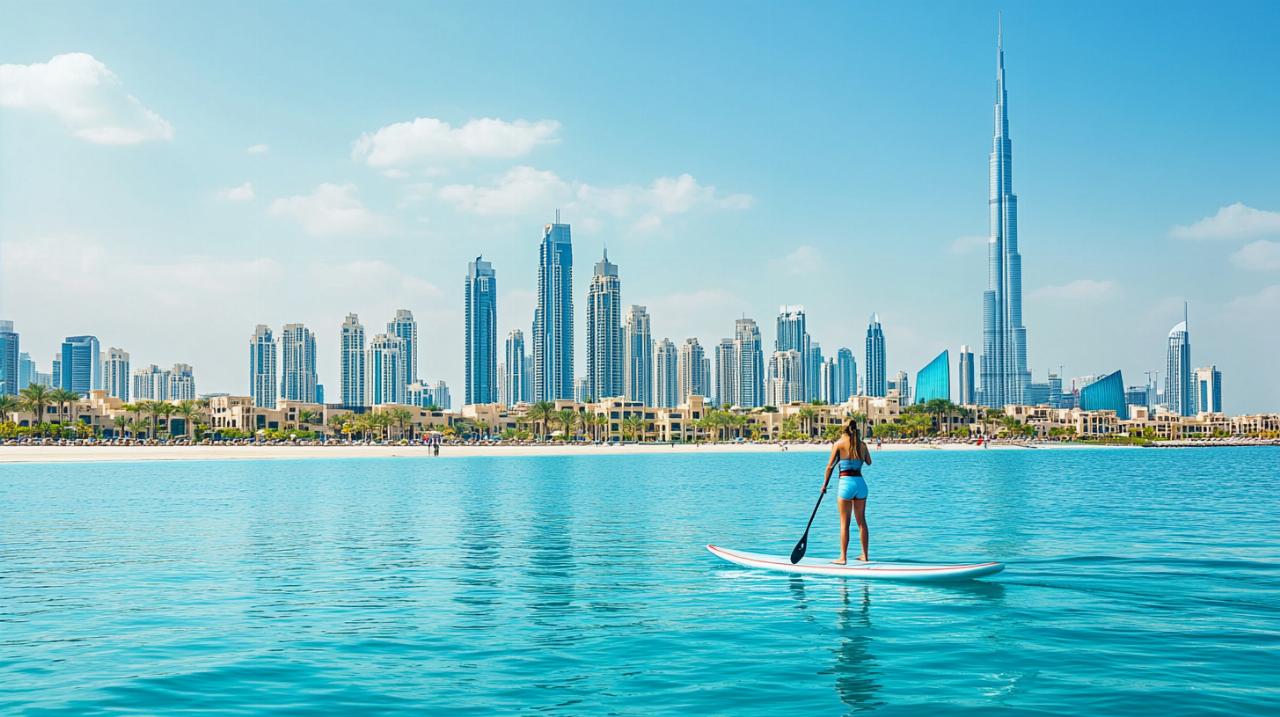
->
[19,384,54,427]
[50,387,81,426]
[112,414,130,439]
[622,415,644,443]
[526,401,555,439]
[0,394,19,423]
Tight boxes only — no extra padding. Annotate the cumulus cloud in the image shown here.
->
[218,181,255,202]
[0,52,172,145]
[437,167,753,226]
[1230,240,1280,271]
[949,235,989,254]
[1029,279,1119,303]
[771,245,824,275]
[246,143,269,154]
[269,183,388,236]
[352,117,560,167]
[1170,203,1280,240]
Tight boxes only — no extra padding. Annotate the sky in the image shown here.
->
[1,1,1278,412]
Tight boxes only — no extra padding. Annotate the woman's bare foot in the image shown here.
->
[831,558,847,565]
[856,556,870,562]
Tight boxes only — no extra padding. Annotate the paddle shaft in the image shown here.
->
[789,484,827,563]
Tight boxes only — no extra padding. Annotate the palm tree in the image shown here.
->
[327,413,350,441]
[297,409,322,433]
[49,388,80,428]
[526,401,555,440]
[556,408,578,440]
[797,406,819,438]
[385,408,413,439]
[159,402,177,439]
[111,414,129,439]
[128,417,148,440]
[174,400,201,440]
[19,384,54,429]
[622,415,644,443]
[0,394,19,423]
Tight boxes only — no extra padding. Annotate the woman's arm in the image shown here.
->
[860,438,872,465]
[821,441,840,492]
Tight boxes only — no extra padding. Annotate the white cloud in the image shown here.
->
[352,117,560,167]
[949,235,988,254]
[1230,240,1280,271]
[269,183,388,236]
[246,143,269,154]
[218,181,255,202]
[1226,283,1280,315]
[1170,203,1280,240]
[438,166,570,215]
[771,245,823,275]
[1030,279,1119,303]
[0,52,173,145]
[381,168,410,179]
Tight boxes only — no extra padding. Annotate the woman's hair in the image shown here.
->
[842,417,863,455]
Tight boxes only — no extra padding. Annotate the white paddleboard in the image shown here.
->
[707,544,1004,582]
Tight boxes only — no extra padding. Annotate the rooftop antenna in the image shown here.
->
[555,208,561,224]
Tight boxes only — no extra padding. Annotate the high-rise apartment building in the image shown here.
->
[714,338,736,407]
[132,364,169,401]
[890,370,910,406]
[806,341,823,402]
[1193,365,1222,414]
[767,349,804,407]
[504,330,528,407]
[340,313,366,407]
[623,305,653,406]
[168,363,196,401]
[1165,305,1192,416]
[533,216,574,401]
[249,325,277,408]
[835,347,857,402]
[465,256,498,405]
[366,333,405,406]
[677,338,708,404]
[958,345,975,405]
[980,26,1032,408]
[585,249,623,401]
[280,323,318,403]
[820,357,838,404]
[865,314,886,397]
[103,347,130,401]
[387,309,418,395]
[0,320,17,396]
[18,352,36,391]
[654,338,678,409]
[60,335,101,396]
[776,306,808,399]
[733,318,764,408]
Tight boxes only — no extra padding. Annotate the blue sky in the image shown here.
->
[2,1,1279,411]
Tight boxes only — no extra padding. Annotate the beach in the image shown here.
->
[0,440,1085,464]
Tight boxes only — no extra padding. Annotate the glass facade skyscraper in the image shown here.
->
[835,347,857,402]
[280,323,318,403]
[776,306,808,400]
[914,350,950,404]
[1080,370,1128,419]
[533,217,574,401]
[103,346,130,401]
[980,27,1032,408]
[387,309,418,396]
[623,306,653,407]
[734,318,764,408]
[865,313,886,397]
[464,256,498,405]
[249,325,276,408]
[504,329,528,407]
[340,313,366,407]
[1194,365,1222,414]
[61,335,101,396]
[366,333,405,406]
[585,250,622,401]
[1165,306,1193,416]
[654,338,678,409]
[677,338,708,404]
[0,320,18,396]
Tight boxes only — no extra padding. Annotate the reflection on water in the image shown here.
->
[830,584,883,713]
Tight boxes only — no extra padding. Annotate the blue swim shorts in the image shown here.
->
[837,474,868,501]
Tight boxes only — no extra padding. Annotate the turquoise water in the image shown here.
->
[2,448,1277,715]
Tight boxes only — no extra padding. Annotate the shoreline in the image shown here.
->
[0,440,1160,464]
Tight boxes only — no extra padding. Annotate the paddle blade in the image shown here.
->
[790,533,808,564]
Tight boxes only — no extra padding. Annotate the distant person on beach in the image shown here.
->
[820,418,873,564]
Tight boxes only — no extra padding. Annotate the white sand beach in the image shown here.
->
[0,440,1096,464]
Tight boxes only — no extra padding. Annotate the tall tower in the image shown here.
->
[103,346,130,401]
[249,325,277,408]
[340,313,366,407]
[464,256,498,405]
[654,338,678,408]
[60,335,101,395]
[1165,303,1192,416]
[865,314,886,397]
[387,309,418,395]
[677,338,707,404]
[279,323,318,403]
[533,216,574,401]
[775,306,808,399]
[623,305,653,406]
[366,333,405,406]
[0,320,18,396]
[836,347,857,401]
[980,21,1031,408]
[733,318,764,408]
[504,329,527,407]
[958,344,976,405]
[586,249,623,401]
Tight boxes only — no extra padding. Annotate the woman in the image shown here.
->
[821,418,873,564]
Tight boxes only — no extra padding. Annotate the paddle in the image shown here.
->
[789,484,827,564]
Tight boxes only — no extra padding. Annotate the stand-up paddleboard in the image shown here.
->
[707,544,1003,582]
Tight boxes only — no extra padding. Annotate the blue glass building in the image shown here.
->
[465,256,497,405]
[865,313,886,397]
[60,335,101,396]
[914,350,951,404]
[533,217,574,401]
[0,320,18,396]
[1079,370,1128,419]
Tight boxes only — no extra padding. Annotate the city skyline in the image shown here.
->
[2,5,1278,411]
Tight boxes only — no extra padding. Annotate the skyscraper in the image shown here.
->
[504,330,528,407]
[958,345,976,405]
[533,215,574,401]
[714,338,736,407]
[776,306,808,399]
[132,364,169,401]
[17,352,36,390]
[677,338,708,404]
[836,347,857,402]
[654,338,678,408]
[249,325,277,408]
[340,313,366,407]
[865,314,886,397]
[387,309,418,395]
[806,341,823,402]
[1193,365,1222,414]
[586,249,623,401]
[733,318,764,408]
[821,357,838,404]
[915,350,951,404]
[366,333,405,406]
[465,256,498,405]
[168,363,196,401]
[980,25,1032,408]
[60,335,101,396]
[623,305,653,406]
[767,350,804,406]
[280,323,318,403]
[103,347,130,401]
[0,320,18,396]
[1165,305,1192,416]
[890,370,910,406]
